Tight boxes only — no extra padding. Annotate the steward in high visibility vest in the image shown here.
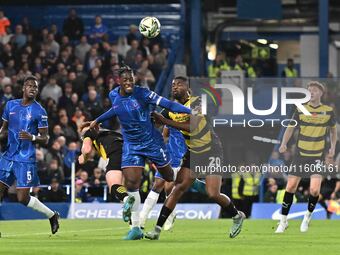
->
[208,53,231,81]
[239,171,261,217]
[232,173,242,200]
[234,55,256,78]
[241,172,261,196]
[281,58,298,77]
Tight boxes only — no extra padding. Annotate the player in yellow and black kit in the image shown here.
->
[145,76,245,240]
[78,126,129,204]
[275,81,338,233]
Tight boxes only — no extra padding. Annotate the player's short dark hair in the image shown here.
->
[174,76,188,82]
[174,76,189,87]
[23,75,38,84]
[118,64,133,77]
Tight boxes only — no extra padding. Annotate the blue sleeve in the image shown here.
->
[109,90,118,104]
[2,101,9,122]
[142,88,191,114]
[38,107,49,128]
[158,97,191,114]
[95,107,116,123]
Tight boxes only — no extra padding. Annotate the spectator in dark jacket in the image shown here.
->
[48,158,65,184]
[62,9,84,41]
[43,178,67,202]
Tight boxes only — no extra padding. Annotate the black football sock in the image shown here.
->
[319,200,327,211]
[281,191,294,216]
[111,184,129,202]
[155,206,173,230]
[307,194,319,213]
[224,201,239,217]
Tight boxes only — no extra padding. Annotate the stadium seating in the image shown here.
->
[2,4,182,42]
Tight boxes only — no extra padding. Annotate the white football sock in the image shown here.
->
[140,190,160,227]
[128,191,141,228]
[27,196,54,218]
[123,196,129,203]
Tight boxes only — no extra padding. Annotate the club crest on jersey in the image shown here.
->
[130,99,140,110]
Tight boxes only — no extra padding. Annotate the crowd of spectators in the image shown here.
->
[1,7,339,207]
[0,9,168,202]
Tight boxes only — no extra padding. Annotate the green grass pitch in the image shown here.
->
[0,219,339,255]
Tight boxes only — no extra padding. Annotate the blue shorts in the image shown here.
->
[121,140,171,169]
[0,157,39,188]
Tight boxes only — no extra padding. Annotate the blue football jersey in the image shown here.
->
[108,86,164,144]
[2,99,48,162]
[166,126,187,168]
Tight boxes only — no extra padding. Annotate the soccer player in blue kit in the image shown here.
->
[140,125,186,230]
[90,66,191,240]
[0,75,59,234]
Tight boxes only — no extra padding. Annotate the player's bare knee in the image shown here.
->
[206,188,219,200]
[286,181,298,193]
[309,187,320,197]
[125,179,139,190]
[285,186,297,193]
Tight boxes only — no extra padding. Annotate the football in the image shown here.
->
[139,16,161,38]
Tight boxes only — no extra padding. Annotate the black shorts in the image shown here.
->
[182,142,223,177]
[320,187,334,199]
[105,139,123,173]
[288,155,324,177]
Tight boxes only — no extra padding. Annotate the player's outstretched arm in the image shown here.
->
[146,90,191,113]
[94,107,117,124]
[157,97,191,114]
[153,112,191,132]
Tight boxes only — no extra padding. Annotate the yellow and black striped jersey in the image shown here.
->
[163,96,214,154]
[83,129,122,160]
[290,103,336,157]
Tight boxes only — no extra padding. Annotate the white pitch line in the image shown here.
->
[2,227,127,238]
